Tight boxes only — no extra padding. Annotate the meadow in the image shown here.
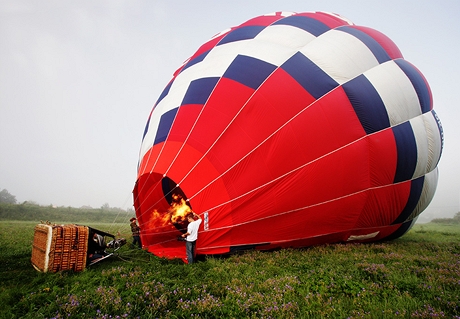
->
[0,221,459,318]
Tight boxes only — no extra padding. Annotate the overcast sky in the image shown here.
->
[1,0,458,221]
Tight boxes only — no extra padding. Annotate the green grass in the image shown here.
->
[1,221,459,318]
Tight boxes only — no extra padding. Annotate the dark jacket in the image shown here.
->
[130,222,140,236]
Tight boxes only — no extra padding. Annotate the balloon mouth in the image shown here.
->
[161,176,192,232]
[161,176,189,205]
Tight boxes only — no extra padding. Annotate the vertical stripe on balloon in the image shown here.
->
[281,52,338,99]
[154,108,178,145]
[342,74,390,134]
[218,26,265,45]
[395,59,432,114]
[392,176,424,224]
[392,121,417,183]
[223,55,277,90]
[181,49,211,73]
[181,77,220,105]
[272,15,331,36]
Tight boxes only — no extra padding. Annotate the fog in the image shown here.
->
[1,1,458,222]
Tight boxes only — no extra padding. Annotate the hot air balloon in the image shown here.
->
[133,11,443,262]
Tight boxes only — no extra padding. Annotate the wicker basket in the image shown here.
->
[31,224,89,272]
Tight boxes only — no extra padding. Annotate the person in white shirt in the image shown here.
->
[181,211,202,264]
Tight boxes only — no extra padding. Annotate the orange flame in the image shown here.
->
[147,195,192,232]
[169,194,192,224]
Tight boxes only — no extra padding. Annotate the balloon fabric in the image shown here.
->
[133,11,444,262]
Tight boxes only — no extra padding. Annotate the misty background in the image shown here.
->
[1,1,459,222]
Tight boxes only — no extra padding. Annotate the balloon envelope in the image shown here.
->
[133,11,443,261]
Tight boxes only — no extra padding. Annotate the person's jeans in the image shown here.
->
[132,235,142,248]
[186,240,196,264]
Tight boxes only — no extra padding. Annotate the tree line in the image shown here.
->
[0,202,133,224]
[0,188,133,224]
[431,211,460,224]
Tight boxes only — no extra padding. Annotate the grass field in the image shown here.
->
[0,221,459,318]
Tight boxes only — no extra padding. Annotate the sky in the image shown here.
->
[0,0,459,222]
